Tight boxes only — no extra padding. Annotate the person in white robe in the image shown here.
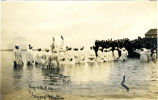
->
[124,48,128,60]
[97,47,104,62]
[135,48,148,62]
[13,44,23,67]
[103,48,108,62]
[120,48,127,61]
[35,48,43,65]
[152,50,157,63]
[78,46,86,64]
[146,49,152,62]
[113,47,119,60]
[48,35,64,68]
[107,47,114,61]
[48,47,60,68]
[59,49,66,65]
[87,47,96,63]
[73,48,80,64]
[65,47,75,64]
[26,45,34,65]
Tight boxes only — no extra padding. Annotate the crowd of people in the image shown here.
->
[94,37,157,58]
[13,36,157,67]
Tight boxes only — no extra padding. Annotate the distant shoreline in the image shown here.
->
[0,49,45,51]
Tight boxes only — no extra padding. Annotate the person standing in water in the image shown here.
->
[103,48,108,62]
[65,46,75,64]
[35,48,43,65]
[87,47,96,63]
[97,47,104,62]
[26,44,34,65]
[73,48,79,64]
[107,47,114,62]
[48,35,64,68]
[135,48,148,62]
[78,46,86,64]
[113,47,119,61]
[120,48,128,61]
[152,50,157,63]
[13,44,23,67]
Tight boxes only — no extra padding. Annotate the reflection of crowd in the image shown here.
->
[13,36,157,67]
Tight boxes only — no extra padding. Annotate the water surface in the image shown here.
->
[1,51,158,100]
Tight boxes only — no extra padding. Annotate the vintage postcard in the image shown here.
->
[0,0,157,100]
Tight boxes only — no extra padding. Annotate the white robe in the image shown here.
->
[59,51,66,65]
[26,49,34,64]
[74,51,79,64]
[140,51,147,62]
[120,50,126,61]
[35,51,43,64]
[87,50,96,63]
[103,51,108,62]
[124,50,128,59]
[48,52,59,67]
[152,52,157,62]
[41,51,51,65]
[78,50,86,64]
[13,49,23,65]
[107,51,114,61]
[65,50,75,64]
[97,50,104,62]
[113,50,119,60]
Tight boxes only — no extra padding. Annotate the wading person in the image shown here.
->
[73,48,79,64]
[120,48,127,61]
[97,47,104,62]
[48,35,64,68]
[35,48,43,65]
[103,48,108,62]
[152,50,157,63]
[107,47,114,62]
[13,44,24,67]
[26,45,34,65]
[87,47,96,63]
[65,47,75,64]
[78,46,86,64]
[113,47,119,61]
[135,48,148,62]
[42,48,51,68]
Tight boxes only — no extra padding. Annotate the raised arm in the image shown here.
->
[59,35,64,49]
[50,36,55,52]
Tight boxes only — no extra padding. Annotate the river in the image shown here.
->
[1,51,158,100]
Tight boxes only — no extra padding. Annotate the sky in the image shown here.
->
[1,1,157,50]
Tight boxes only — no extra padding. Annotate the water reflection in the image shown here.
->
[59,62,112,83]
[12,66,24,90]
[26,65,33,71]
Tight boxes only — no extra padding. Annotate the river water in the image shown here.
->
[1,51,158,100]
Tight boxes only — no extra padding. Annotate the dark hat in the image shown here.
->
[38,48,41,51]
[74,48,78,51]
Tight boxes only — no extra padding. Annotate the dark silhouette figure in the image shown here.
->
[121,75,129,92]
[94,37,157,58]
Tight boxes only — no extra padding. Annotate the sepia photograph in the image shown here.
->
[0,0,157,100]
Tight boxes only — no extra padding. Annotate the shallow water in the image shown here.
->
[1,51,158,100]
